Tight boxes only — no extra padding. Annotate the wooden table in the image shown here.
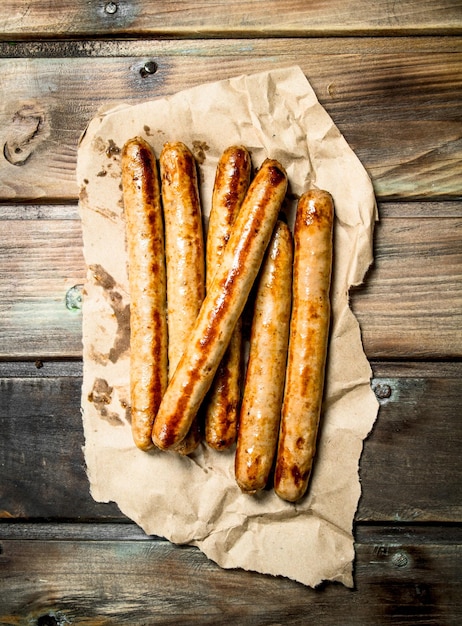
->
[1,2,461,624]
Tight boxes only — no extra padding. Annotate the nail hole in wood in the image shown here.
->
[65,284,83,311]
[392,551,410,568]
[140,61,158,78]
[105,2,118,14]
[37,616,59,626]
[373,383,392,400]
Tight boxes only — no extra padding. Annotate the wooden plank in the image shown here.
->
[0,373,121,521]
[0,38,460,201]
[350,214,462,359]
[0,526,460,625]
[0,362,460,522]
[1,0,462,38]
[361,362,462,522]
[0,218,85,358]
[1,210,461,359]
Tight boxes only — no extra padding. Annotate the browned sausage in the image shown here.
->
[235,219,293,492]
[274,189,334,502]
[205,145,251,450]
[152,159,288,450]
[159,141,205,455]
[121,137,168,451]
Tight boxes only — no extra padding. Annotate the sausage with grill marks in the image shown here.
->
[152,159,288,451]
[235,219,293,492]
[159,141,206,455]
[205,145,251,450]
[274,189,334,502]
[121,137,168,451]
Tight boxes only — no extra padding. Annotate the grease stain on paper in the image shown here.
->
[89,264,130,364]
[93,136,121,159]
[106,139,121,158]
[92,135,106,155]
[88,378,123,426]
[119,396,132,423]
[108,290,130,364]
[91,137,122,184]
[192,140,209,164]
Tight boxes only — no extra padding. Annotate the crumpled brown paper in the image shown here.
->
[76,65,379,588]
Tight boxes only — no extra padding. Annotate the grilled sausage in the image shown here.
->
[205,145,251,450]
[235,219,293,492]
[152,159,288,450]
[274,189,334,502]
[121,137,168,451]
[159,141,205,454]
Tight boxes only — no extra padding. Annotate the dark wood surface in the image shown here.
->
[1,2,461,624]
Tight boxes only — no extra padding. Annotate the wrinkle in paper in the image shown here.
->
[77,65,379,588]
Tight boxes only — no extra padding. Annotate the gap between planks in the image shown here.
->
[0,359,461,379]
[0,520,461,544]
[1,37,461,59]
[0,201,460,221]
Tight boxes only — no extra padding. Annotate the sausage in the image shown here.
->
[152,158,288,450]
[121,137,168,451]
[274,189,334,503]
[159,141,205,455]
[204,145,251,450]
[160,142,205,377]
[235,219,293,492]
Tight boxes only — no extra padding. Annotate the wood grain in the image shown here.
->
[0,38,460,200]
[0,526,461,625]
[0,362,460,522]
[360,363,462,522]
[351,214,462,359]
[1,0,462,38]
[0,372,121,521]
[0,218,85,358]
[0,5,460,621]
[1,208,460,359]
